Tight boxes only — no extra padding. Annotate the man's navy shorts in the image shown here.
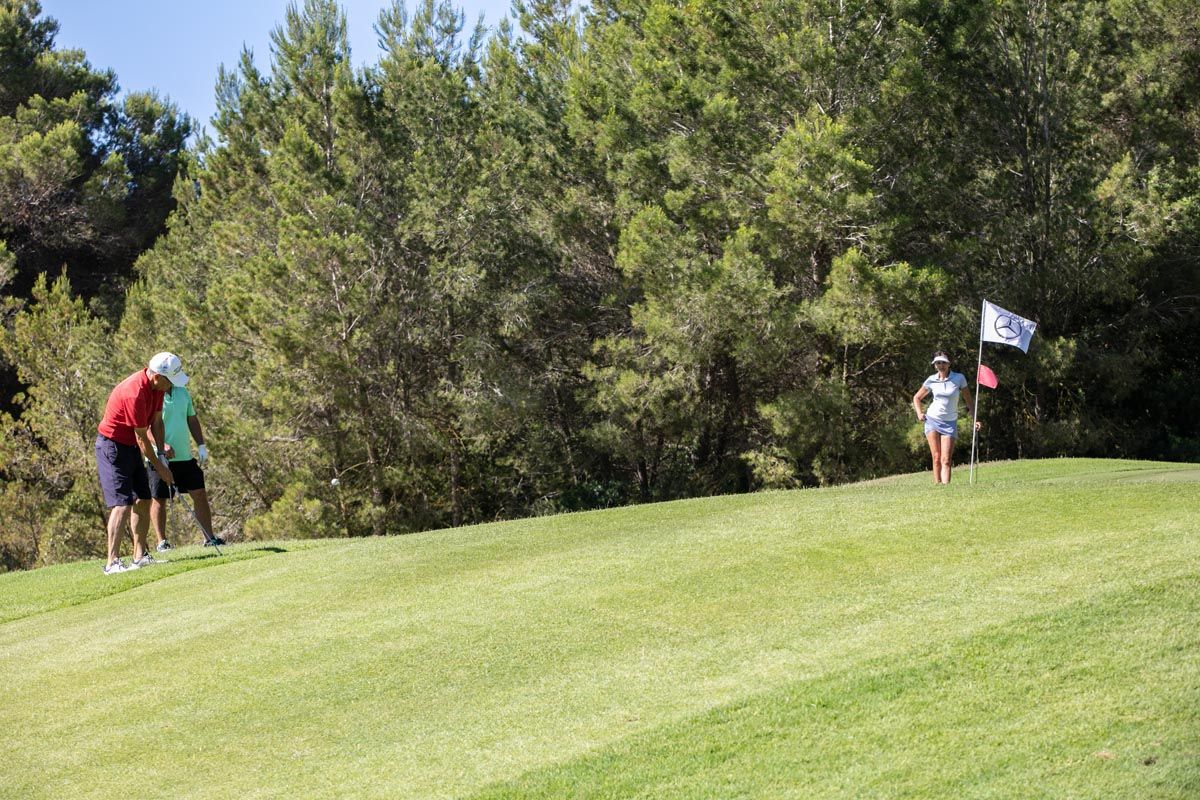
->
[148,458,205,499]
[95,434,151,508]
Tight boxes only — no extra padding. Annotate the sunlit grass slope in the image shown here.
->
[1,459,1197,799]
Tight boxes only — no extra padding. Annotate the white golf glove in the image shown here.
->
[197,444,209,467]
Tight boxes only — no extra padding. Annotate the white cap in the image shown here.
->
[148,352,189,387]
[931,354,950,365]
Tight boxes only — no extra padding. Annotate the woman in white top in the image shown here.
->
[912,351,978,484]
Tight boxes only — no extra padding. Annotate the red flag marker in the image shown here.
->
[978,363,998,389]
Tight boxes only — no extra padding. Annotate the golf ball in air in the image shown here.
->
[331,478,340,486]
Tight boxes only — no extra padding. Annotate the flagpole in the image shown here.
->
[970,299,985,485]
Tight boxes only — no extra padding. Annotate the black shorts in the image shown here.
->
[148,458,206,499]
[96,435,152,507]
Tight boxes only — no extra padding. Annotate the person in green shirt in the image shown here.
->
[146,383,224,549]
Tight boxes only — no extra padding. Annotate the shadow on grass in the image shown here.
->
[0,545,294,625]
[165,546,287,563]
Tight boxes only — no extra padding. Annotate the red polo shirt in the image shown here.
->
[97,370,165,447]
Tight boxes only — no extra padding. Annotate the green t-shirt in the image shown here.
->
[162,385,196,462]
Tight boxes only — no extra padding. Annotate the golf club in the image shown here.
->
[171,485,222,555]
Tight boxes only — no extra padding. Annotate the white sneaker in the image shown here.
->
[103,560,129,575]
[156,540,172,552]
[132,553,165,567]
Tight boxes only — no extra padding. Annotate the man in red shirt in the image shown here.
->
[95,352,186,574]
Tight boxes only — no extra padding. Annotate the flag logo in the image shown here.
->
[993,315,1022,341]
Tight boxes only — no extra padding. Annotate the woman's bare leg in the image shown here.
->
[939,435,955,484]
[926,430,942,483]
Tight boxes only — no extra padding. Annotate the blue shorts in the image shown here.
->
[924,418,957,439]
[95,435,152,507]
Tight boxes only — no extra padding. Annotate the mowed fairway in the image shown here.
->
[1,458,1198,799]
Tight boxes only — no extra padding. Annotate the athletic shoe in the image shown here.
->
[103,560,129,575]
[156,540,173,552]
[132,554,165,567]
[203,537,226,547]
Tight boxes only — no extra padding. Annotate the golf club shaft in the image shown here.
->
[173,488,221,554]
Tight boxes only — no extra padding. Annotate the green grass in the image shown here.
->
[1,458,1197,799]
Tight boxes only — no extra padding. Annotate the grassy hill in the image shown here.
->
[1,458,1197,799]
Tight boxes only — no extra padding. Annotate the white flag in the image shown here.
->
[981,300,1037,352]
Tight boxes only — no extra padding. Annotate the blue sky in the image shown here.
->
[43,0,514,135]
